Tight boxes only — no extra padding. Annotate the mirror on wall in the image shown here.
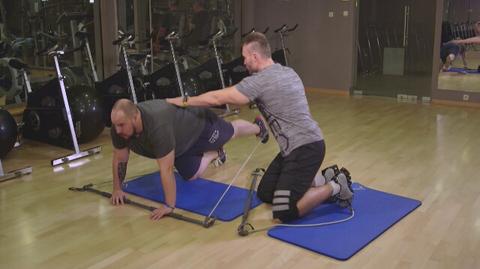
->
[0,0,95,105]
[438,0,480,92]
[151,0,235,69]
[116,0,237,72]
[114,0,238,102]
[354,0,436,99]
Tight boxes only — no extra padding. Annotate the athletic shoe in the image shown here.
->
[212,148,227,167]
[254,116,269,144]
[332,167,354,208]
[322,164,340,182]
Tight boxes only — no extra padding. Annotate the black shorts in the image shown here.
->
[175,113,234,179]
[257,140,326,204]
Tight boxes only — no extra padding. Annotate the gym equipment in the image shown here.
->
[123,171,262,221]
[0,109,17,159]
[0,57,24,102]
[8,59,33,102]
[145,62,180,99]
[166,31,197,98]
[55,12,91,67]
[0,159,33,183]
[268,183,421,260]
[272,24,298,66]
[82,30,145,126]
[0,109,32,183]
[146,31,205,101]
[191,29,239,117]
[23,45,103,166]
[237,168,264,236]
[112,30,139,104]
[74,31,98,82]
[69,183,215,228]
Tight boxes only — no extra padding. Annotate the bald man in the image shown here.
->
[110,99,268,220]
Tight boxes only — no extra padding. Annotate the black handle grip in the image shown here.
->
[113,32,134,45]
[241,27,256,38]
[288,24,298,32]
[274,24,287,33]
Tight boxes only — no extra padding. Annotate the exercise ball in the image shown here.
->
[0,109,17,158]
[68,85,105,143]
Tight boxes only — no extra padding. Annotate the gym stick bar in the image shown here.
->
[69,184,215,228]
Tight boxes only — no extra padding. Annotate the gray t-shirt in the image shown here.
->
[111,99,207,158]
[236,63,323,156]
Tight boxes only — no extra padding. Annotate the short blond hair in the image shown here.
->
[243,32,272,59]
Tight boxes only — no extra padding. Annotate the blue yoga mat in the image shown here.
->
[123,172,262,221]
[268,183,421,260]
[446,67,479,74]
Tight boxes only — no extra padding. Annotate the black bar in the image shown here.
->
[274,24,287,33]
[287,24,298,32]
[37,44,59,56]
[69,184,215,228]
[237,168,264,236]
[241,27,255,38]
[113,31,134,45]
[63,43,86,55]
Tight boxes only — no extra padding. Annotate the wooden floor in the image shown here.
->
[1,90,480,269]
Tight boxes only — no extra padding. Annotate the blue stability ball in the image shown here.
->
[0,109,17,158]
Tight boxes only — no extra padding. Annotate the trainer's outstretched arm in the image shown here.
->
[167,86,250,107]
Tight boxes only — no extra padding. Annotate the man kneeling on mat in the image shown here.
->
[110,99,269,220]
[167,32,354,222]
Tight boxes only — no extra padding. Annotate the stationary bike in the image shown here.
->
[22,45,104,166]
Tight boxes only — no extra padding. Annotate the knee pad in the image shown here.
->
[272,190,299,222]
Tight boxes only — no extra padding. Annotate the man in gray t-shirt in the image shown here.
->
[167,32,353,222]
[110,99,268,220]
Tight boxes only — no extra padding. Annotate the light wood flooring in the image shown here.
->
[1,90,480,269]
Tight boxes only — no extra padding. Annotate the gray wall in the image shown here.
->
[242,0,356,91]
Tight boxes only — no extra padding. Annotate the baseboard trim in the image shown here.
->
[432,99,480,108]
[306,87,350,96]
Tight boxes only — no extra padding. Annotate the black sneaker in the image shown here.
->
[322,164,340,182]
[254,116,269,144]
[339,167,353,191]
[212,148,227,167]
[313,164,339,187]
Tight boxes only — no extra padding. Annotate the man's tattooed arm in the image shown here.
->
[118,161,127,185]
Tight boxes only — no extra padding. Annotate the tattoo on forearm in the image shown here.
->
[118,162,127,184]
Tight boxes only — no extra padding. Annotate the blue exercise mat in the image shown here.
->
[446,67,479,74]
[123,172,262,221]
[268,183,421,260]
